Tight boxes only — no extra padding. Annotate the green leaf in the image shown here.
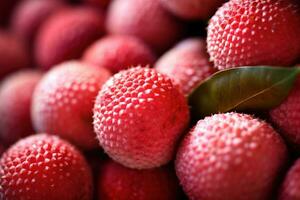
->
[189,66,300,119]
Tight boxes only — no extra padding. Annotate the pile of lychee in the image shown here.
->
[0,0,300,200]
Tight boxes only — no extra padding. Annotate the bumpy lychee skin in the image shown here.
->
[270,79,300,151]
[106,0,183,53]
[35,7,105,70]
[176,112,288,200]
[0,70,43,146]
[160,0,226,20]
[0,31,30,79]
[207,0,300,70]
[98,160,181,200]
[83,35,156,74]
[155,38,216,95]
[0,134,93,200]
[279,159,300,200]
[93,67,190,169]
[32,61,111,150]
[11,0,65,44]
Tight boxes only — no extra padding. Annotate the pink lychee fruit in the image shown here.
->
[32,61,111,150]
[176,112,288,200]
[106,0,183,53]
[35,7,105,70]
[97,159,182,200]
[0,70,43,146]
[93,67,190,169]
[83,35,156,74]
[155,38,216,95]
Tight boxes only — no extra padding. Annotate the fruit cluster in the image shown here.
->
[0,0,300,200]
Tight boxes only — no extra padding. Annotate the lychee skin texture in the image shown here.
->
[0,70,43,146]
[279,159,300,200]
[106,0,183,53]
[11,0,65,44]
[160,0,226,20]
[176,112,288,200]
[93,67,190,169]
[35,7,105,70]
[83,35,156,74]
[270,79,300,151]
[207,0,300,70]
[0,32,30,79]
[98,160,181,200]
[0,134,93,200]
[32,61,111,150]
[155,38,216,95]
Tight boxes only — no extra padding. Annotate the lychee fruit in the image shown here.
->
[10,0,65,45]
[160,0,226,20]
[155,38,216,95]
[93,67,190,169]
[270,79,300,151]
[35,7,105,70]
[0,134,93,200]
[32,61,111,150]
[0,70,43,146]
[278,159,300,200]
[83,35,156,74]
[176,112,288,200]
[207,0,300,70]
[106,0,183,53]
[97,159,182,200]
[0,31,30,79]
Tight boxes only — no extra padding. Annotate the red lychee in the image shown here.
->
[97,160,182,200]
[32,61,111,150]
[83,35,156,74]
[106,0,183,53]
[0,70,43,146]
[270,79,300,151]
[207,0,300,70]
[160,0,226,20]
[155,38,216,95]
[0,134,93,200]
[176,112,288,200]
[10,0,65,45]
[0,31,30,79]
[93,67,190,169]
[279,159,300,200]
[35,7,105,70]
